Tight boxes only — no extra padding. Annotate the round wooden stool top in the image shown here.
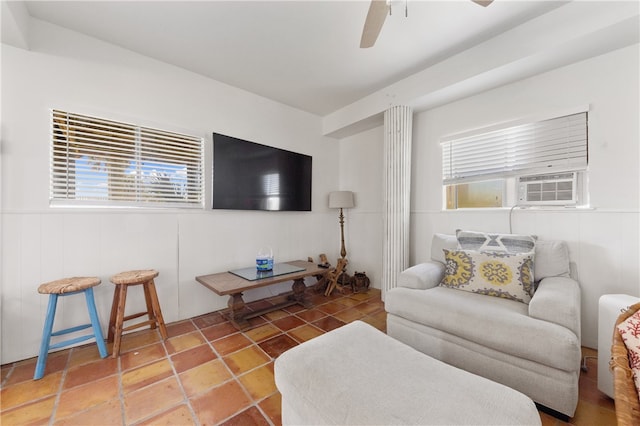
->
[110,269,159,285]
[38,277,101,295]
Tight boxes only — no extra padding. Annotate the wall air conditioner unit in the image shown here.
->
[517,172,578,206]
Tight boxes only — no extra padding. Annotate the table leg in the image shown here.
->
[290,278,312,309]
[228,293,246,320]
[225,279,313,330]
[225,293,251,329]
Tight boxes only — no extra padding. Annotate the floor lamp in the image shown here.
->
[329,191,355,284]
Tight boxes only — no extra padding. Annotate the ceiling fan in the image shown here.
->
[360,0,494,48]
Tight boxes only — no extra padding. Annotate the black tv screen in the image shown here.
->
[212,133,312,211]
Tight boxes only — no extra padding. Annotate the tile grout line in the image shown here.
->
[210,309,296,426]
[127,327,182,425]
[174,318,204,426]
[227,318,281,425]
[126,322,199,426]
[48,346,73,425]
[116,346,127,426]
[122,327,175,425]
[214,303,306,424]
[175,315,250,425]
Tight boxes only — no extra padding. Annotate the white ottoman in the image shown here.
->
[275,321,541,425]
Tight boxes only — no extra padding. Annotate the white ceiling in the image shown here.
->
[22,0,568,116]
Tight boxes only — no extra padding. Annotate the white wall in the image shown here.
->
[0,19,341,363]
[343,45,640,349]
[338,126,385,288]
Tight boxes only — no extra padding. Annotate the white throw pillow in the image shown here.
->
[533,240,571,280]
[456,230,536,254]
[430,233,458,264]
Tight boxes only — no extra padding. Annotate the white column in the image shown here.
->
[382,105,413,300]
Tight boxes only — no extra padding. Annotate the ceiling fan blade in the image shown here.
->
[360,0,390,48]
[471,0,494,6]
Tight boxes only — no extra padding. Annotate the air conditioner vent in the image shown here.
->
[518,172,577,206]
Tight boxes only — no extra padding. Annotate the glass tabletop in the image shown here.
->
[229,262,305,281]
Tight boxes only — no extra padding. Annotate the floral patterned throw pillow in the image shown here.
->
[439,249,535,304]
[616,310,640,399]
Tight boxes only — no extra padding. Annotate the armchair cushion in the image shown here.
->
[431,233,458,264]
[528,276,581,338]
[533,240,571,280]
[398,261,444,290]
[385,286,581,372]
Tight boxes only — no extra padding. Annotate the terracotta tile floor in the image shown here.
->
[1,287,617,425]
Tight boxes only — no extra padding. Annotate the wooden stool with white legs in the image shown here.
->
[107,269,167,357]
[34,277,108,380]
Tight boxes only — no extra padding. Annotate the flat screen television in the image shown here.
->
[212,133,312,211]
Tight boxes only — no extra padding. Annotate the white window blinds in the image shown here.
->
[50,110,204,208]
[442,112,588,185]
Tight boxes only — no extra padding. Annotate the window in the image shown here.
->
[50,110,204,208]
[442,111,588,209]
[446,180,504,209]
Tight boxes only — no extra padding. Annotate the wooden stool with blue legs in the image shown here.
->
[34,277,108,380]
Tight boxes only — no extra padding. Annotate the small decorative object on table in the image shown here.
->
[256,247,274,271]
[317,253,330,268]
[350,271,370,293]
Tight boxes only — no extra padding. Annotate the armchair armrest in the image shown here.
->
[397,261,445,290]
[529,277,581,338]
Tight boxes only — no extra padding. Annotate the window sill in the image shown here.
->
[442,205,596,212]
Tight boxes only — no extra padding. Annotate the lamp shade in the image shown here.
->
[329,191,355,209]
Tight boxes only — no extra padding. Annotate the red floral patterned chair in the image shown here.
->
[611,302,640,426]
